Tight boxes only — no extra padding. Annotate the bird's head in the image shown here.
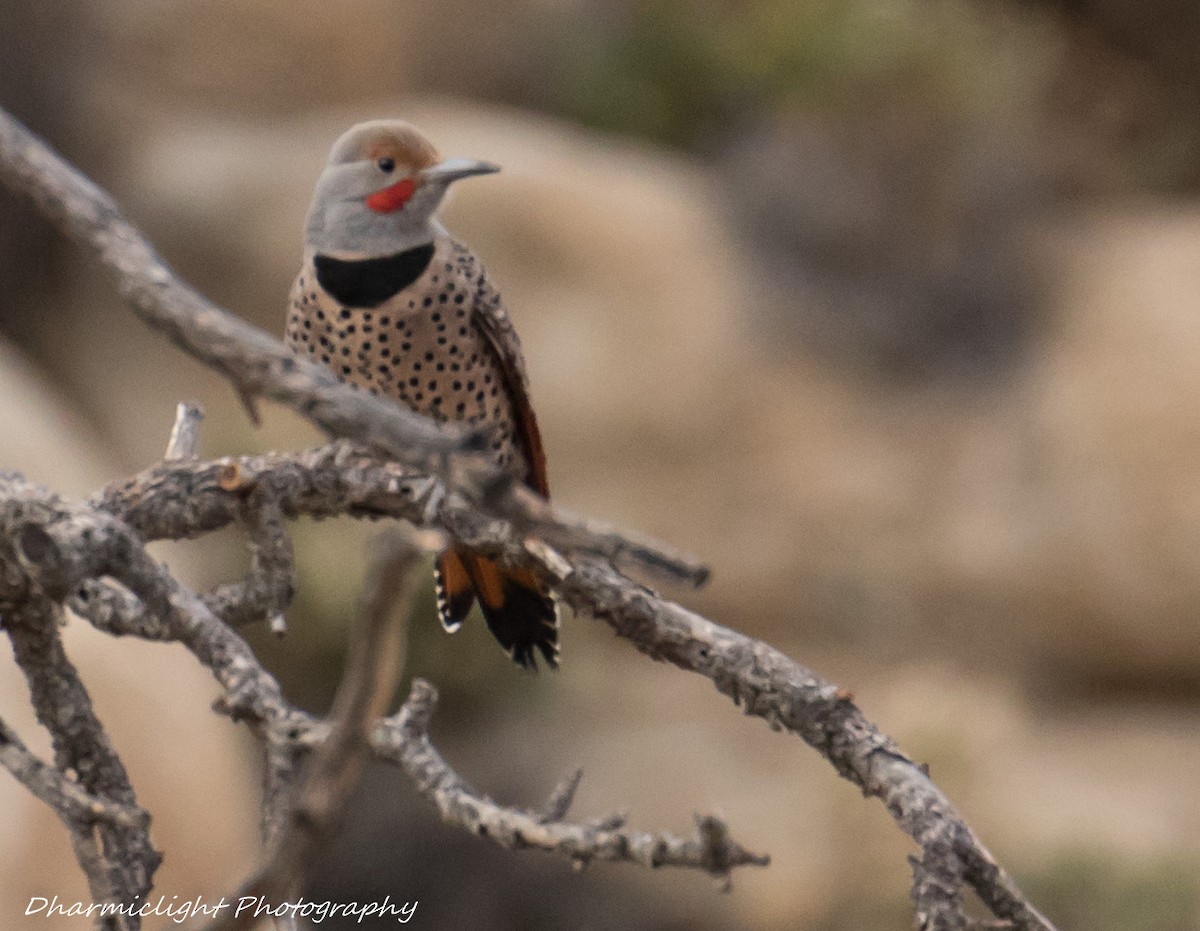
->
[304,120,499,258]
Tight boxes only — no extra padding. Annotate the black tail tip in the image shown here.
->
[511,636,560,672]
[480,579,560,672]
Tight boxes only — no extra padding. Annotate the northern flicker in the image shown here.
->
[286,120,558,669]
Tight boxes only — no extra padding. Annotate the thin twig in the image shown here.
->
[377,679,769,877]
[200,532,422,931]
[164,402,205,461]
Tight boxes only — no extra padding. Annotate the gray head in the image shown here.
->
[303,119,498,258]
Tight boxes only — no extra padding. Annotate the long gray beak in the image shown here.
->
[420,158,500,184]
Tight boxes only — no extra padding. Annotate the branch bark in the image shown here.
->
[0,488,160,930]
[379,678,768,879]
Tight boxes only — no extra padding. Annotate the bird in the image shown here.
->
[286,120,558,669]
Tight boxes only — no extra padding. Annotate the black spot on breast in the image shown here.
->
[314,244,436,308]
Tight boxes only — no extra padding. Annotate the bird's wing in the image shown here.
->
[467,257,550,498]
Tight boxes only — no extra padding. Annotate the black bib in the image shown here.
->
[313,243,436,308]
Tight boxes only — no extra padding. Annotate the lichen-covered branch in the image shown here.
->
[0,480,160,930]
[0,715,148,833]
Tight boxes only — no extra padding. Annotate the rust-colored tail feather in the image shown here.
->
[435,547,558,670]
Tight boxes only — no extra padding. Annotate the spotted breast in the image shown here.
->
[286,234,558,669]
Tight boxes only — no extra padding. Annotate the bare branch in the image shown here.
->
[86,445,1052,928]
[0,489,160,929]
[225,494,296,634]
[508,485,708,588]
[0,715,148,832]
[549,558,1056,931]
[377,679,769,877]
[0,473,766,891]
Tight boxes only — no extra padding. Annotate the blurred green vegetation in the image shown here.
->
[550,0,1053,151]
[1023,852,1200,931]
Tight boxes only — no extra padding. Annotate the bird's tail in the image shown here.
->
[435,548,559,669]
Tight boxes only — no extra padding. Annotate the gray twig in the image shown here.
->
[164,402,205,461]
[540,767,584,823]
[377,679,769,877]
[0,715,148,832]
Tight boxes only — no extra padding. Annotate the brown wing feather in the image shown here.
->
[467,254,550,498]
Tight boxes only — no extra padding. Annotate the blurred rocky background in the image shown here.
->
[2,1,1199,929]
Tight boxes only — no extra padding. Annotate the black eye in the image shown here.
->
[377,157,395,173]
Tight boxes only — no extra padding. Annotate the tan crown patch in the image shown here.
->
[328,120,440,174]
